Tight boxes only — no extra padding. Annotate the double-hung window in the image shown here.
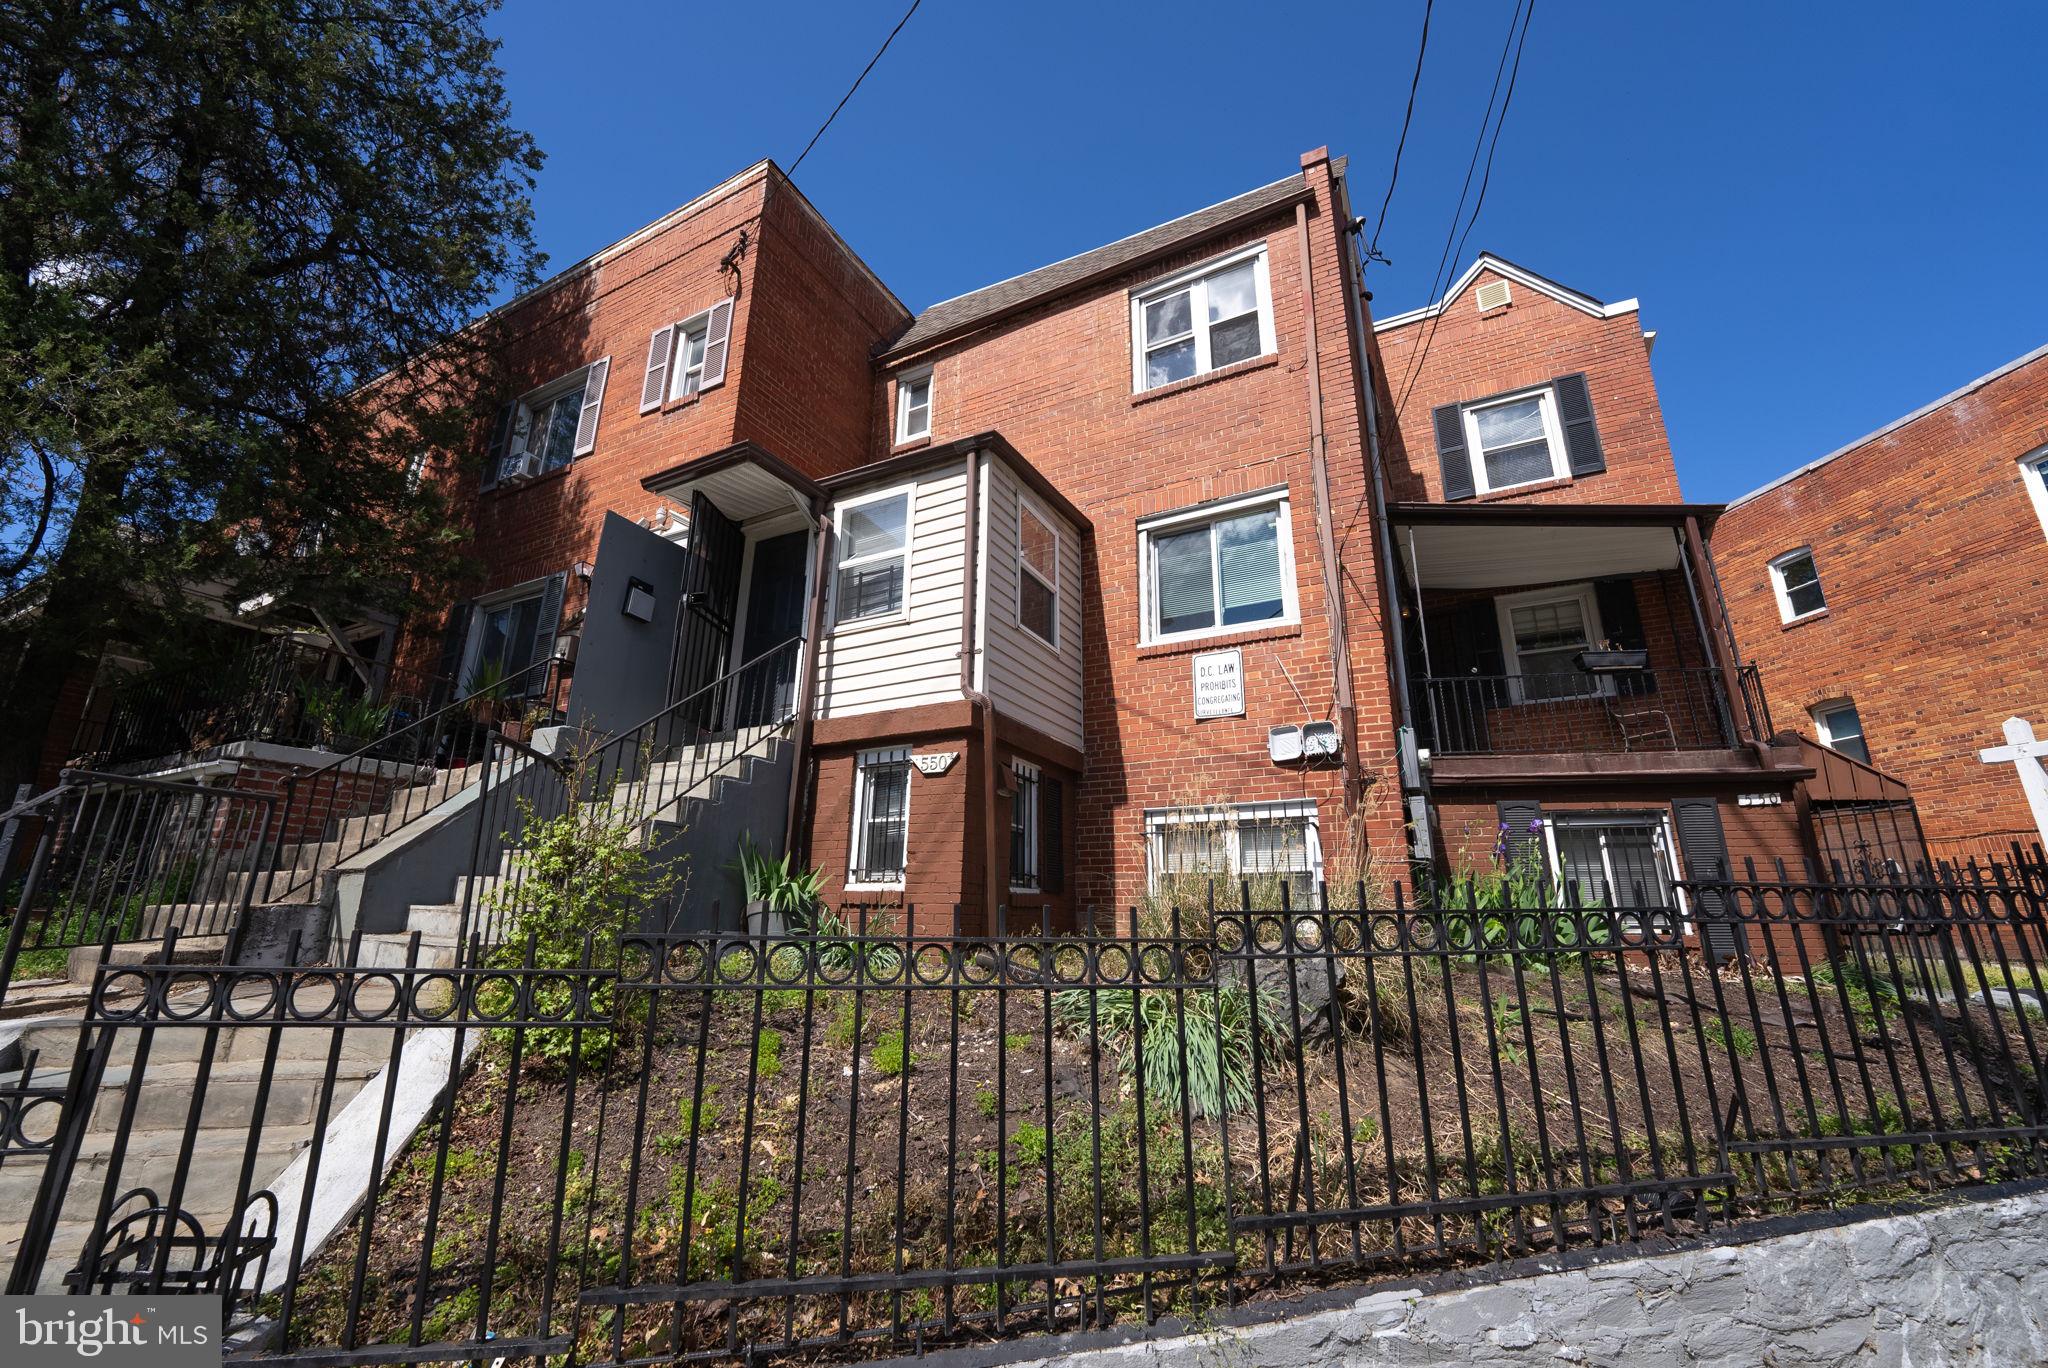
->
[1139,491,1296,645]
[1462,388,1569,493]
[833,487,913,627]
[1009,760,1041,892]
[1768,548,1826,622]
[2019,448,2048,540]
[1145,801,1322,906]
[637,299,734,411]
[1813,700,1869,764]
[1544,813,1682,931]
[490,361,609,486]
[895,369,932,443]
[1495,585,1602,701]
[1132,246,1276,391]
[850,748,912,886]
[1017,502,1059,647]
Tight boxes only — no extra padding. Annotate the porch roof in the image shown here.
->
[1392,502,1723,590]
[639,441,825,520]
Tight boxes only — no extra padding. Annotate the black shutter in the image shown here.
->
[482,401,514,489]
[1554,373,1606,477]
[432,603,473,707]
[1496,799,1545,868]
[525,571,567,695]
[1041,777,1064,896]
[1433,403,1475,501]
[1594,577,1657,696]
[1672,797,1746,961]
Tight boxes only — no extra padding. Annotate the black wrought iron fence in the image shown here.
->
[1417,666,1738,755]
[5,867,2042,1365]
[0,772,276,1003]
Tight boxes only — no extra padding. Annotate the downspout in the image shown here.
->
[1676,517,1766,763]
[1294,201,1363,809]
[783,501,833,861]
[958,446,1003,928]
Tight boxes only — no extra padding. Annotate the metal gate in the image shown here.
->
[670,491,746,729]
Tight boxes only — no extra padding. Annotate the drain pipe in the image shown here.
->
[958,445,1003,928]
[1294,197,1363,809]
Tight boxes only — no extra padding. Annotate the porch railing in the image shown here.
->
[6,864,2042,1360]
[1416,666,1741,757]
[68,634,451,771]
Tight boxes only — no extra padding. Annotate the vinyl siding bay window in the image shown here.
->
[1131,244,1276,391]
[832,486,914,628]
[1017,502,1059,647]
[1139,490,1298,645]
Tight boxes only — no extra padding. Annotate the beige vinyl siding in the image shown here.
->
[978,459,1085,752]
[816,459,969,719]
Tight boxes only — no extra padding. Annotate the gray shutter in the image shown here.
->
[1433,403,1474,501]
[1554,373,1606,476]
[640,324,675,412]
[1496,799,1545,867]
[1672,796,1745,961]
[525,571,567,694]
[433,603,474,707]
[481,402,513,490]
[572,357,610,456]
[699,297,734,390]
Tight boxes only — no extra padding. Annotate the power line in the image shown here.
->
[788,0,925,178]
[1365,0,1434,265]
[1393,0,1536,420]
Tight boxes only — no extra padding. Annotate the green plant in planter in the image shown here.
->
[729,834,825,923]
[463,655,514,721]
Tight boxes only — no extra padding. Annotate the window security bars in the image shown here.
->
[5,861,2044,1365]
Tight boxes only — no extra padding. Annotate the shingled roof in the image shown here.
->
[880,169,1320,361]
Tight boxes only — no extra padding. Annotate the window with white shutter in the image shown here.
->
[1136,489,1298,646]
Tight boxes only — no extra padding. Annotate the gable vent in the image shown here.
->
[1475,279,1512,313]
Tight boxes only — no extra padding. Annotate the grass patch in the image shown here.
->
[754,1028,784,1082]
[872,1029,913,1077]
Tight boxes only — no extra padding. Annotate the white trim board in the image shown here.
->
[1373,253,1640,332]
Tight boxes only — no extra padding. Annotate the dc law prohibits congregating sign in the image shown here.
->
[1192,648,1245,719]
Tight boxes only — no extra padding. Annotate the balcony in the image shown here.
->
[1390,501,1772,777]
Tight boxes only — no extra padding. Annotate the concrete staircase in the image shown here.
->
[0,1002,391,1292]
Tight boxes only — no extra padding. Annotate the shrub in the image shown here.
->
[1052,985,1261,1119]
[871,1028,912,1077]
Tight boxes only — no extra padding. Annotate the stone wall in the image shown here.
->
[982,1184,2048,1368]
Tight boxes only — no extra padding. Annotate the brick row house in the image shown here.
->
[1714,343,2048,867]
[26,147,1842,953]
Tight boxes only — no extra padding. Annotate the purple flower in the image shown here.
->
[1528,818,1545,833]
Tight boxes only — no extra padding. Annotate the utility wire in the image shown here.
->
[1365,0,1434,265]
[1393,0,1535,419]
[789,0,925,178]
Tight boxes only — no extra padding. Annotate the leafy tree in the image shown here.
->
[0,0,546,791]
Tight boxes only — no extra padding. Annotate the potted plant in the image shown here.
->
[1575,641,1650,673]
[730,833,825,939]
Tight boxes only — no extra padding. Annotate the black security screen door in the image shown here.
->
[670,491,745,726]
[732,529,808,726]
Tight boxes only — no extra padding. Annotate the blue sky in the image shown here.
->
[490,0,2046,503]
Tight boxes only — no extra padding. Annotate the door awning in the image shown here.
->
[641,441,825,521]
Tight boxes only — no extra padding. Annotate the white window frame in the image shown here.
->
[1813,700,1869,763]
[829,482,917,631]
[1460,384,1570,495]
[1540,811,1689,931]
[1016,498,1060,650]
[1493,583,1607,703]
[895,367,933,444]
[1135,488,1300,647]
[1767,547,1827,624]
[1129,242,1278,393]
[1009,759,1041,893]
[1143,801,1324,898]
[498,365,594,483]
[2019,446,2048,541]
[668,310,714,402]
[848,746,912,890]
[405,450,429,493]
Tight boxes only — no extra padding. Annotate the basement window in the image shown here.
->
[1768,547,1826,623]
[1144,801,1322,906]
[1543,813,1683,933]
[1009,760,1040,892]
[850,748,911,888]
[1131,244,1276,391]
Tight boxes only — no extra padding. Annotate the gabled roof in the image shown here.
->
[1372,253,1639,332]
[879,168,1330,362]
[1729,341,2048,509]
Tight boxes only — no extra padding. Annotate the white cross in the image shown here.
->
[1979,716,2048,850]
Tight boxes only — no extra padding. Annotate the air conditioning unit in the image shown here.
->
[1475,279,1512,313]
[499,451,542,485]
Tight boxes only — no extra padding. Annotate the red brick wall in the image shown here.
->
[807,729,984,939]
[1374,264,1682,506]
[871,154,1405,907]
[1713,349,2048,854]
[224,757,407,848]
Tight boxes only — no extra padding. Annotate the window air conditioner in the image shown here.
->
[500,451,542,485]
